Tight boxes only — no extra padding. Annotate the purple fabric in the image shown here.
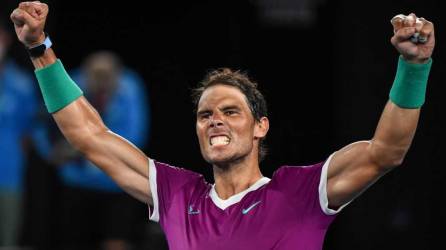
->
[150,161,336,250]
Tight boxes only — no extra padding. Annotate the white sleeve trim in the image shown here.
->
[318,152,353,215]
[149,159,160,222]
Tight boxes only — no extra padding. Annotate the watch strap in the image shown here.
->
[28,34,52,58]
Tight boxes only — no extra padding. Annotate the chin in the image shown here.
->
[204,154,230,165]
[204,152,245,168]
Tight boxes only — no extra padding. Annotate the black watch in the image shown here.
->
[27,34,52,58]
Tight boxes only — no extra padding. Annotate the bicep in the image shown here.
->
[84,130,152,204]
[326,141,390,208]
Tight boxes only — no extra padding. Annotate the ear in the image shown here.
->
[254,117,269,139]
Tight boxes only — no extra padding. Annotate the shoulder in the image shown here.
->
[272,162,324,181]
[151,160,206,186]
[268,160,327,195]
[153,160,202,176]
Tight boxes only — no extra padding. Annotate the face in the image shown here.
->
[84,53,120,96]
[196,84,268,166]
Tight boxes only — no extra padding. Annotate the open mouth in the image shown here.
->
[210,135,230,146]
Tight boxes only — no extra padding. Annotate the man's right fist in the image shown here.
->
[10,1,48,48]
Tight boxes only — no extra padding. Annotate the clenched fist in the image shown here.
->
[390,13,435,64]
[10,1,49,48]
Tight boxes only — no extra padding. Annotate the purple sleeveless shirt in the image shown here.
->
[148,154,345,250]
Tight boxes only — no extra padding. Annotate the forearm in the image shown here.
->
[370,57,431,168]
[29,48,104,151]
[53,96,108,153]
[370,101,420,167]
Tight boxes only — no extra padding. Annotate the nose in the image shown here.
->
[209,115,224,128]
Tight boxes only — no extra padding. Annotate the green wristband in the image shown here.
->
[389,56,432,109]
[35,59,83,113]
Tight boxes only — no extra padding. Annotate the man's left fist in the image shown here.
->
[390,13,435,64]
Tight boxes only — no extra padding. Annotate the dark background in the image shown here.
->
[3,0,445,249]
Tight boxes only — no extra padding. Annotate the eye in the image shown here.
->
[198,112,211,120]
[225,110,237,115]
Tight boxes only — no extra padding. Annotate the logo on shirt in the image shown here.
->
[242,201,262,215]
[188,205,200,215]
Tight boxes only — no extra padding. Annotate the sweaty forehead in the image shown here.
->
[197,85,249,110]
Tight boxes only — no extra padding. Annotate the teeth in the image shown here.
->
[210,136,230,146]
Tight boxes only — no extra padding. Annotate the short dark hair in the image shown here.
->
[192,68,268,161]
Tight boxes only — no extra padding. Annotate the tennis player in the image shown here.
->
[10,2,434,249]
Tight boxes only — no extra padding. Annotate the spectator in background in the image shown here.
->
[0,18,39,247]
[44,51,150,250]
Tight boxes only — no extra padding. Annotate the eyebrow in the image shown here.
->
[220,105,241,111]
[196,105,241,116]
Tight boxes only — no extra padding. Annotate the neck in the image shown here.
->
[212,154,263,200]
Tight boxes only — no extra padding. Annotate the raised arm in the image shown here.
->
[10,2,152,204]
[326,13,435,208]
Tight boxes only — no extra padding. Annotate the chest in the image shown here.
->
[161,189,314,249]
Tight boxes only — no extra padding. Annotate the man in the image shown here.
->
[0,17,39,246]
[10,2,434,250]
